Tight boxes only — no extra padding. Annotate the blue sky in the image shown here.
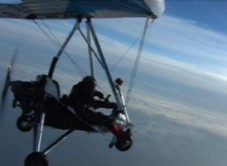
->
[1,0,227,166]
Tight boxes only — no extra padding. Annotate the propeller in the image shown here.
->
[1,50,17,113]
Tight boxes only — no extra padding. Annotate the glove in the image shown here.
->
[60,94,69,105]
[108,102,117,109]
[102,101,117,109]
[113,107,123,114]
[94,91,104,99]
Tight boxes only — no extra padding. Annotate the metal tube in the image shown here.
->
[77,25,103,68]
[33,111,46,152]
[42,129,74,154]
[86,21,122,107]
[48,19,80,78]
[86,20,95,77]
[116,85,130,123]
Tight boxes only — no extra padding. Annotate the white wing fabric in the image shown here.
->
[0,0,165,19]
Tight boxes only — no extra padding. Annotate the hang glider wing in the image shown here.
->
[0,0,165,19]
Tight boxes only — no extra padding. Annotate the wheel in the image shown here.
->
[115,138,133,151]
[17,116,34,132]
[24,152,48,166]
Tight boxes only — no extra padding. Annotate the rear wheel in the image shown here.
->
[115,138,133,151]
[24,152,48,166]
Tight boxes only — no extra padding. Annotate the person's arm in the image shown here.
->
[91,99,117,109]
[93,90,104,99]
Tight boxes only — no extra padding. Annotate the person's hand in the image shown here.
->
[95,91,104,99]
[109,102,117,109]
[60,94,69,105]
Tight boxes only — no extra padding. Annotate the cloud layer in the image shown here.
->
[1,9,227,166]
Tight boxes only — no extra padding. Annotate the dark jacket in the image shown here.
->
[69,81,116,113]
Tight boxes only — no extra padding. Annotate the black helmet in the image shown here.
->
[82,76,96,90]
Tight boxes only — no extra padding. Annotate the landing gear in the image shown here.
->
[16,113,36,132]
[115,138,133,151]
[24,152,48,166]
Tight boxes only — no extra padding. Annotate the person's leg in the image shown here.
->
[82,110,128,141]
[45,98,92,130]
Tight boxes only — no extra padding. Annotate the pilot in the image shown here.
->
[68,76,126,141]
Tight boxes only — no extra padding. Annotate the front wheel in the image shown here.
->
[115,138,133,151]
[17,116,34,132]
[24,152,48,166]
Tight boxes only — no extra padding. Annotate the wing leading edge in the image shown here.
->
[0,0,165,19]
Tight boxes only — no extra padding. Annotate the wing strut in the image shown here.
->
[33,19,81,152]
[48,18,81,78]
[126,16,153,105]
[45,17,127,114]
[86,20,95,77]
[85,19,122,107]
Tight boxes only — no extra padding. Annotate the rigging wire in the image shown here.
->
[101,18,154,104]
[99,37,139,87]
[32,18,153,105]
[32,20,86,77]
[110,32,143,72]
[125,17,154,106]
[102,23,148,85]
[33,19,110,97]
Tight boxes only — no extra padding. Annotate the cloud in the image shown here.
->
[94,16,227,78]
[1,5,227,72]
[71,16,227,98]
[2,15,227,69]
[1,16,227,99]
[155,16,227,62]
[1,14,227,140]
[137,52,227,95]
[0,0,21,3]
[130,92,227,139]
[93,15,227,64]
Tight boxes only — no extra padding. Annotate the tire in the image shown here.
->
[24,152,48,166]
[16,116,33,132]
[115,138,133,151]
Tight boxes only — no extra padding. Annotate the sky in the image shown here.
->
[1,0,227,166]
